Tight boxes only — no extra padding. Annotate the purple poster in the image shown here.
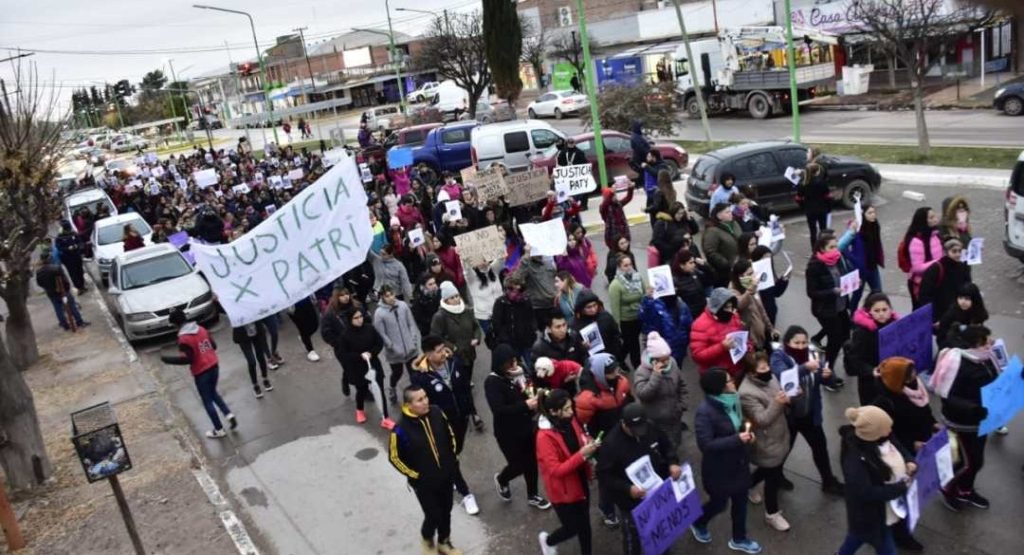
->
[879,304,934,371]
[913,428,949,506]
[631,471,703,555]
[168,231,189,249]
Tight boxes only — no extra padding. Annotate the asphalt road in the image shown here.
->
[105,180,1024,555]
[208,108,1024,153]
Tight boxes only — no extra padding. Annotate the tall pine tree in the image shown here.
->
[482,0,523,109]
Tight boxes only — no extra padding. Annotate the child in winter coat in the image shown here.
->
[632,332,688,451]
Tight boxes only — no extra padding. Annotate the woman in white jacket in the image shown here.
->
[463,257,505,340]
[372,284,421,405]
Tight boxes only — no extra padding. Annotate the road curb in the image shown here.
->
[877,167,1010,190]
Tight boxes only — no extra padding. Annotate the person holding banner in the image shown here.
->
[535,388,598,555]
[836,405,915,555]
[933,325,997,512]
[805,234,852,389]
[691,368,762,554]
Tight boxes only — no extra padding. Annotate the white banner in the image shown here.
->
[190,154,372,326]
[553,164,597,197]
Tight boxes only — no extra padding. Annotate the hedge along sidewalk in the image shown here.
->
[674,140,1021,172]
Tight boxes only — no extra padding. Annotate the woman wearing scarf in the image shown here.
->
[691,368,762,554]
[607,254,648,370]
[702,203,741,288]
[836,406,916,555]
[846,293,900,405]
[431,282,485,432]
[804,233,853,382]
[771,326,845,497]
[535,388,598,555]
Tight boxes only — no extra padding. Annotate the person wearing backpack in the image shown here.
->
[918,239,972,326]
[898,207,942,309]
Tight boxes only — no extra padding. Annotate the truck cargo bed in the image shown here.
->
[730,63,835,90]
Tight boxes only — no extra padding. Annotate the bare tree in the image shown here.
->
[848,0,991,156]
[549,31,596,82]
[580,82,678,138]
[0,62,63,490]
[520,17,550,90]
[412,11,492,120]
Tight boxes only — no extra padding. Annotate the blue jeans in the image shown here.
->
[477,319,491,338]
[194,366,231,430]
[262,314,280,356]
[837,528,896,555]
[48,293,84,328]
[694,490,748,541]
[850,268,883,311]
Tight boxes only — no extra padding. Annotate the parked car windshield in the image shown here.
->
[97,218,151,246]
[120,253,192,290]
[690,157,719,187]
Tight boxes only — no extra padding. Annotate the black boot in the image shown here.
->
[891,522,924,552]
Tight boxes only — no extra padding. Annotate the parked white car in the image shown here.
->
[92,213,153,286]
[410,81,440,103]
[63,188,117,232]
[526,90,589,119]
[111,136,149,153]
[1004,150,1024,263]
[107,244,216,341]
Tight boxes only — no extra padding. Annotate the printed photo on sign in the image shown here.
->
[780,365,800,397]
[232,183,251,195]
[408,228,425,248]
[648,265,674,298]
[839,269,861,297]
[962,237,984,266]
[269,175,283,189]
[784,166,803,185]
[554,180,571,203]
[992,338,1009,369]
[626,455,663,491]
[727,330,748,364]
[359,163,373,183]
[580,322,605,354]
[752,257,775,291]
[444,200,462,222]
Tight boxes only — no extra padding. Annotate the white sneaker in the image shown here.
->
[307,350,321,362]
[996,426,1009,435]
[268,361,280,371]
[205,429,226,439]
[764,511,791,532]
[747,487,763,505]
[538,531,558,555]
[462,493,479,516]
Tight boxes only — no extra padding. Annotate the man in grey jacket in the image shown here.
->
[632,331,688,452]
[373,285,421,404]
[514,246,557,331]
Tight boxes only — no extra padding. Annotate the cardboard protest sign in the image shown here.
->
[978,355,1024,436]
[193,168,218,188]
[503,168,551,207]
[879,304,933,371]
[453,226,506,265]
[467,167,507,203]
[387,147,414,169]
[459,167,477,184]
[519,218,568,257]
[190,152,372,327]
[552,164,597,197]
[912,428,951,509]
[631,464,703,555]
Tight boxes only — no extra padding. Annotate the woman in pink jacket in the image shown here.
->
[900,207,942,309]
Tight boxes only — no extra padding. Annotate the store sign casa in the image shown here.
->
[790,1,863,33]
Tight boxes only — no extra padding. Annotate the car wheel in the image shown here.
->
[1004,96,1023,116]
[663,159,681,180]
[554,108,563,120]
[685,96,701,119]
[841,179,871,209]
[748,94,772,119]
[528,108,537,119]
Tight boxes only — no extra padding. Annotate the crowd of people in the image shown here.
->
[49,132,1012,555]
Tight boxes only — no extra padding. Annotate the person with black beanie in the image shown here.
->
[485,343,551,511]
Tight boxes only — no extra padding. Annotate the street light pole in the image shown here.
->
[783,0,801,142]
[167,59,190,128]
[193,4,280,145]
[670,0,712,143]
[574,0,607,188]
[293,26,323,141]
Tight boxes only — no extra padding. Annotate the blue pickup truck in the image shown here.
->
[407,121,478,174]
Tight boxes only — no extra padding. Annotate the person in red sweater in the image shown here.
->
[122,223,145,252]
[536,388,599,555]
[690,288,754,379]
[534,357,582,392]
[161,309,236,438]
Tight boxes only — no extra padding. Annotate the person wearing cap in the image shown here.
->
[431,281,485,431]
[485,344,551,511]
[161,309,236,439]
[918,237,972,324]
[388,385,465,555]
[596,402,681,553]
[690,288,753,378]
[35,250,89,331]
[409,335,479,516]
[690,368,762,554]
[532,313,589,369]
[633,331,688,452]
[836,405,917,555]
[702,202,741,288]
[55,220,88,293]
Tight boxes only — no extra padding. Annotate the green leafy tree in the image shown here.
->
[580,82,678,138]
[483,0,523,107]
[0,63,64,490]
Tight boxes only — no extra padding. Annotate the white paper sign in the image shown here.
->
[408,228,425,247]
[839,269,861,297]
[671,463,697,502]
[648,265,674,298]
[552,164,597,197]
[727,330,749,364]
[963,237,984,265]
[935,442,954,487]
[769,215,785,241]
[444,200,462,221]
[853,196,864,229]
[193,168,218,188]
[780,365,800,397]
[268,175,283,189]
[287,168,304,182]
[190,152,372,327]
[626,454,663,492]
[581,322,605,354]
[149,182,161,195]
[826,212,833,230]
[784,166,802,185]
[992,338,1009,369]
[906,479,920,531]
[152,166,165,178]
[126,179,141,191]
[520,218,568,257]
[554,179,571,203]
[757,226,773,248]
[232,183,251,195]
[752,258,775,292]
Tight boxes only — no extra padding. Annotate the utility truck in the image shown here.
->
[675,26,838,119]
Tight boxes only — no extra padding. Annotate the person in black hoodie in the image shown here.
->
[486,343,551,511]
[55,220,88,293]
[836,406,915,555]
[490,275,538,366]
[805,233,850,388]
[651,202,700,263]
[935,283,988,349]
[596,402,681,554]
[336,308,392,428]
[572,288,623,363]
[672,249,709,317]
[918,238,972,327]
[532,313,589,368]
[411,274,442,337]
[388,384,465,555]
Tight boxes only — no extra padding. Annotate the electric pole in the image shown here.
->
[293,26,323,141]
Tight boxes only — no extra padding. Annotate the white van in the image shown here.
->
[64,188,117,232]
[1004,150,1024,263]
[470,120,564,173]
[430,82,470,120]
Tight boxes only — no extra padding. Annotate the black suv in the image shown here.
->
[685,141,881,216]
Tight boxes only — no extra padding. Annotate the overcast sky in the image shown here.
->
[0,0,480,112]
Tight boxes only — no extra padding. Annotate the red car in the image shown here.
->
[531,130,688,188]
